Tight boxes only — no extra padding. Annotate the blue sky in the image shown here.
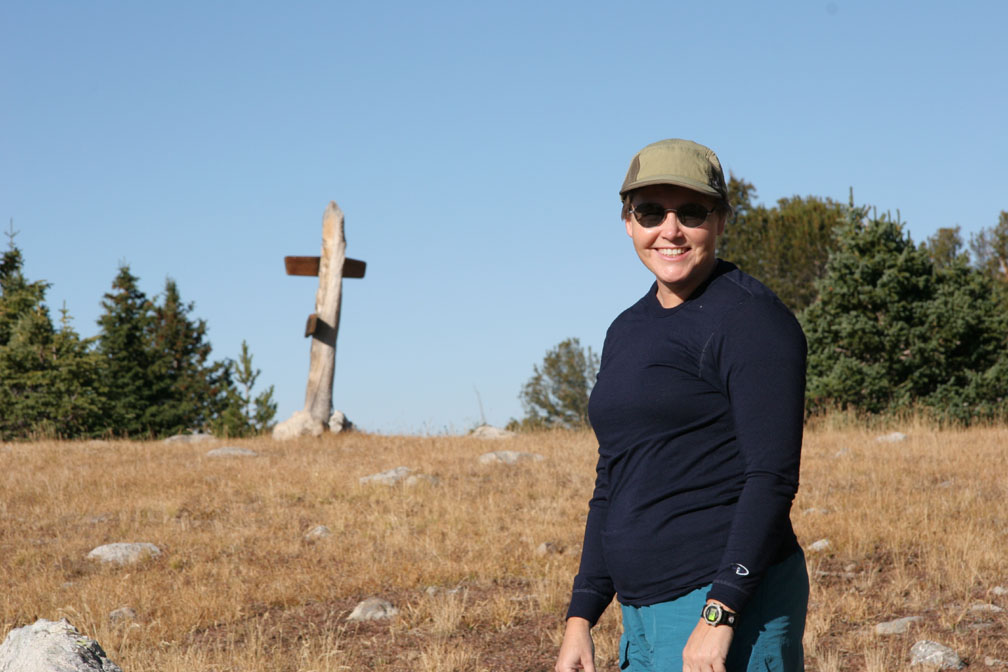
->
[2,1,1006,434]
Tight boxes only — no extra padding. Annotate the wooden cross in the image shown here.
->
[284,201,366,425]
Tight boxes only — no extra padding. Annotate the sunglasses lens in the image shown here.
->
[676,204,709,227]
[633,203,666,228]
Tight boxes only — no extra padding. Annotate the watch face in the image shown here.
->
[703,604,721,623]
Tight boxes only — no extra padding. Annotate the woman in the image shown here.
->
[555,139,808,672]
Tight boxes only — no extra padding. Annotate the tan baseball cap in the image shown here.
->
[619,138,729,204]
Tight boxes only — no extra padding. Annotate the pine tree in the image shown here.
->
[147,278,229,434]
[802,210,1008,422]
[0,225,103,439]
[96,265,165,437]
[211,340,277,437]
[717,178,847,311]
[511,337,599,430]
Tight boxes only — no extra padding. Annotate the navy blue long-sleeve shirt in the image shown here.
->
[567,261,806,625]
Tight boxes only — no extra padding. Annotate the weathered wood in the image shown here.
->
[304,313,318,338]
[285,256,366,278]
[303,202,346,424]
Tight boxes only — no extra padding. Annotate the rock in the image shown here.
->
[328,410,353,433]
[807,539,831,553]
[347,597,398,622]
[359,466,412,485]
[272,410,325,440]
[108,607,137,625]
[985,656,1008,667]
[470,425,515,439]
[875,615,922,635]
[305,525,332,541]
[206,446,257,457]
[425,585,463,597]
[876,432,907,443]
[991,586,1008,596]
[87,542,161,565]
[478,450,544,465]
[404,473,440,486]
[0,618,122,671]
[536,542,562,556]
[357,467,438,487]
[910,640,964,669]
[164,431,214,444]
[969,603,1005,614]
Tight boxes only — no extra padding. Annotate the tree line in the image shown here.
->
[515,178,1008,428]
[0,223,276,440]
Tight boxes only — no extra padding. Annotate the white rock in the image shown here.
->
[0,618,122,671]
[910,640,964,669]
[875,615,921,635]
[470,425,515,439]
[991,586,1008,596]
[272,410,325,440]
[969,603,1005,614]
[807,539,831,553]
[876,432,907,443]
[404,473,440,486]
[985,656,1008,667]
[347,597,398,622]
[329,410,353,433]
[478,450,544,465]
[206,446,257,457]
[164,432,214,444]
[305,525,332,540]
[359,466,413,485]
[87,542,161,565]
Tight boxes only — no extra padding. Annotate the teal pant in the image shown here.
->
[619,550,808,672]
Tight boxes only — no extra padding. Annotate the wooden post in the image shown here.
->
[303,202,346,424]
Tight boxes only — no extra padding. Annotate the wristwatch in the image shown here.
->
[701,602,737,628]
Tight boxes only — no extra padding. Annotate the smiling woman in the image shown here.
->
[555,139,809,672]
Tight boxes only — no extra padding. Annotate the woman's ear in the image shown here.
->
[625,217,634,238]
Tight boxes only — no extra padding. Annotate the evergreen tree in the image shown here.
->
[717,177,847,311]
[511,337,599,430]
[802,211,1008,422]
[96,265,165,437]
[211,340,277,437]
[147,278,229,434]
[0,226,103,439]
[923,226,965,270]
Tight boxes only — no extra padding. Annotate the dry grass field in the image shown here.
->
[2,423,1006,671]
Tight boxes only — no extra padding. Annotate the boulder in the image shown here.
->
[875,615,922,635]
[206,446,257,458]
[477,450,544,465]
[305,525,332,541]
[910,640,964,669]
[0,618,122,671]
[87,542,161,565]
[329,410,353,433]
[347,597,398,622]
[272,410,324,440]
[536,541,562,556]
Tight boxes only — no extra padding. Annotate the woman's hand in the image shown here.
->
[682,613,734,672]
[555,617,596,672]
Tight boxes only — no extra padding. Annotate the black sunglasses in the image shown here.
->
[629,202,715,228]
